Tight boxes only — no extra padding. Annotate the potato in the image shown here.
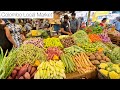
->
[100,60,106,63]
[105,58,111,62]
[89,55,96,60]
[103,56,108,60]
[93,60,100,65]
[96,55,102,60]
[100,54,105,57]
[97,51,103,55]
[94,53,99,57]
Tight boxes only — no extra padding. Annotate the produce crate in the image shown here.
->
[66,69,97,79]
[97,68,109,79]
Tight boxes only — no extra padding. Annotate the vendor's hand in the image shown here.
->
[13,44,18,48]
[68,32,72,36]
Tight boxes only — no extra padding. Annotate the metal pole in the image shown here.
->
[87,11,91,26]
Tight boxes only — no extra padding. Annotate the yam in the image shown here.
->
[24,72,31,79]
[12,70,17,79]
[14,66,21,71]
[89,55,96,60]
[31,70,37,79]
[96,55,102,60]
[30,67,36,75]
[19,76,24,79]
[103,56,108,60]
[94,53,99,56]
[100,60,106,63]
[100,54,105,57]
[86,53,92,57]
[7,76,13,79]
[27,64,32,73]
[17,64,29,78]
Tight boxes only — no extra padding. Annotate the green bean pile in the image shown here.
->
[16,44,47,67]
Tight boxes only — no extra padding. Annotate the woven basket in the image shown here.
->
[66,69,97,79]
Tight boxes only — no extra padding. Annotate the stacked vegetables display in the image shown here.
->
[93,42,110,53]
[44,37,63,48]
[88,34,102,43]
[86,52,111,66]
[16,44,47,67]
[72,30,90,46]
[98,63,120,79]
[34,60,66,79]
[108,47,120,64]
[46,47,63,60]
[0,48,17,79]
[60,37,76,48]
[2,23,120,79]
[8,64,37,79]
[64,45,85,55]
[23,38,44,48]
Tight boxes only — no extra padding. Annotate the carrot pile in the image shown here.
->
[88,34,102,43]
[72,52,96,74]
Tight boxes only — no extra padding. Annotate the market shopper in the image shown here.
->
[7,19,24,48]
[100,18,107,28]
[60,15,72,35]
[70,13,79,34]
[115,18,120,32]
[24,19,33,33]
[0,19,17,54]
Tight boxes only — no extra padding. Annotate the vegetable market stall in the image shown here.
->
[1,24,120,79]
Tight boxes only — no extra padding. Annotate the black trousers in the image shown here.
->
[71,29,77,34]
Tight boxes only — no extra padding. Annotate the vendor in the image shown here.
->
[70,13,79,34]
[24,19,33,33]
[60,15,72,35]
[100,18,107,28]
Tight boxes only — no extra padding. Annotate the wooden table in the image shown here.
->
[66,69,97,79]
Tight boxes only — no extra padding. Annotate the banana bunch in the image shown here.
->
[34,60,66,79]
[43,37,64,48]
[60,53,76,73]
